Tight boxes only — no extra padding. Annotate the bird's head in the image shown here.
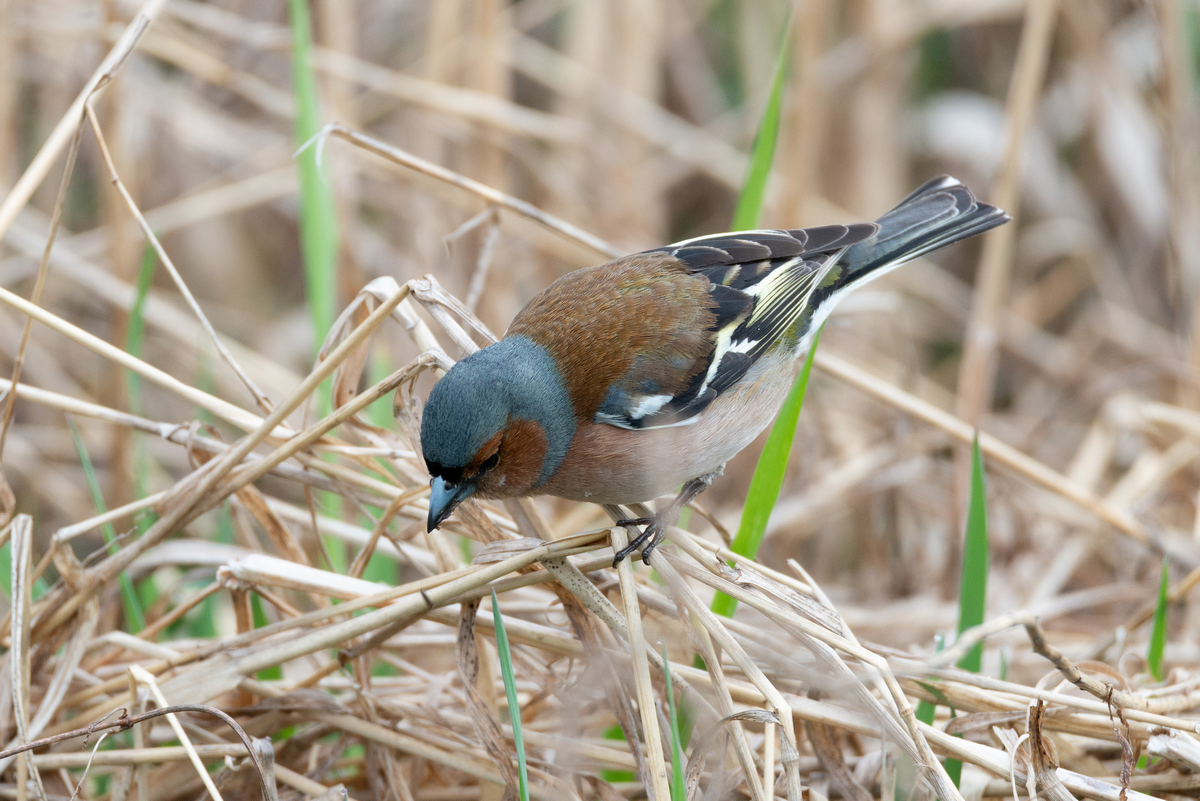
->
[420,337,576,531]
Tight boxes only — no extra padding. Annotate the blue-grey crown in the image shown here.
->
[420,336,576,486]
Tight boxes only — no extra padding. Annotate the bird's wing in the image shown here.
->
[598,224,878,430]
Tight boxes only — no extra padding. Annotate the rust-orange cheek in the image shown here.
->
[473,418,549,499]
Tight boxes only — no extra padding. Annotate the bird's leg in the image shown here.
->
[612,470,720,566]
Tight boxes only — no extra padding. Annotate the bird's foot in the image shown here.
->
[612,516,667,566]
[609,472,721,567]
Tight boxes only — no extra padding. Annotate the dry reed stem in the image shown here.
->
[29,744,248,769]
[128,666,224,801]
[217,355,433,500]
[36,282,412,637]
[0,286,282,436]
[815,351,1153,546]
[82,100,273,414]
[319,124,622,259]
[0,7,1193,798]
[651,551,804,801]
[0,116,84,463]
[7,516,45,801]
[955,0,1060,425]
[609,525,671,801]
[0,0,168,240]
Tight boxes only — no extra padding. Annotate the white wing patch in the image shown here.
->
[631,394,674,419]
[691,254,836,400]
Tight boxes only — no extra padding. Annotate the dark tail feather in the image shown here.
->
[838,175,1010,285]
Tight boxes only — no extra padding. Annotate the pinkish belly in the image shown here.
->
[539,352,800,505]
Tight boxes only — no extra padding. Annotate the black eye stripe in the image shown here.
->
[428,453,497,485]
[428,462,465,484]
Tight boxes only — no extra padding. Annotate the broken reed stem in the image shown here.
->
[83,99,274,414]
[234,531,606,676]
[896,660,1200,732]
[652,551,794,801]
[218,352,437,500]
[1024,619,1149,711]
[684,608,769,801]
[29,743,247,768]
[322,123,623,259]
[128,666,224,801]
[656,543,954,801]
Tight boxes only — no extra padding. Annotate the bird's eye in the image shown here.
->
[480,452,500,472]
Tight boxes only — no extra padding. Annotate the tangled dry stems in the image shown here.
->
[0,1,1198,800]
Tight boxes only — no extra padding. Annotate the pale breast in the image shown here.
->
[539,350,801,505]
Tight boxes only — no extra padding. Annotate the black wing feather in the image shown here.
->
[599,178,1006,430]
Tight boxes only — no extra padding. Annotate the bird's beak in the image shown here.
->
[427,476,476,532]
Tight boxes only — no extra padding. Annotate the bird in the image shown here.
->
[419,175,1009,565]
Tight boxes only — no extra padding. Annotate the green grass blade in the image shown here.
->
[492,589,529,801]
[368,347,394,429]
[0,541,49,600]
[126,242,159,539]
[914,699,936,726]
[709,17,800,620]
[956,435,989,673]
[663,643,685,801]
[251,594,284,681]
[731,30,789,230]
[943,436,990,787]
[67,417,145,632]
[711,327,820,618]
[289,0,339,356]
[1148,557,1170,682]
[915,28,955,99]
[125,242,155,404]
[945,755,963,788]
[289,0,345,568]
[600,724,634,783]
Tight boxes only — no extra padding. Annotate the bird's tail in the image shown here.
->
[836,175,1009,287]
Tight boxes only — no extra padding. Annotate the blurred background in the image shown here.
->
[2,0,1200,675]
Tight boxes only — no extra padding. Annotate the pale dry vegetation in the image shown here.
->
[0,1,1199,800]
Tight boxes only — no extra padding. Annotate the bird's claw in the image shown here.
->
[612,516,665,566]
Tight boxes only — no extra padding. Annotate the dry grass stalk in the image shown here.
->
[610,525,671,800]
[82,101,273,415]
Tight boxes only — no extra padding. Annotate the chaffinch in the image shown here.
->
[420,176,1008,563]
